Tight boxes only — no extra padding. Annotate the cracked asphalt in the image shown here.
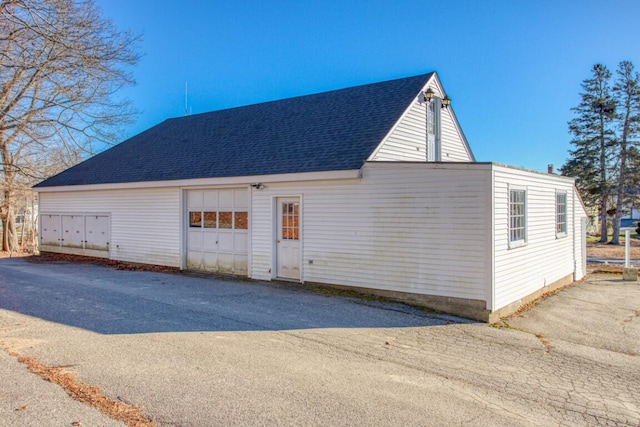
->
[0,256,639,426]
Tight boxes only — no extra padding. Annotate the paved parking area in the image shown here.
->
[0,257,639,426]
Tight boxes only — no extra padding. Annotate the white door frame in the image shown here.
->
[273,195,303,282]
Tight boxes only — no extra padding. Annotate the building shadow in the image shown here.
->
[0,257,474,335]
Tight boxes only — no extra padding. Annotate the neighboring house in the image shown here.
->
[34,73,588,322]
[621,206,640,228]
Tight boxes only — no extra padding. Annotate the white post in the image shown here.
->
[625,228,631,268]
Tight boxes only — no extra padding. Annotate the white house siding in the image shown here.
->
[370,81,472,163]
[492,166,581,310]
[250,162,490,302]
[39,187,181,267]
[440,107,472,161]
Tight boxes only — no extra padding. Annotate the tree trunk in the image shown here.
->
[2,187,18,253]
[4,206,18,253]
[1,153,18,252]
[600,198,608,242]
[611,144,627,245]
[599,115,609,243]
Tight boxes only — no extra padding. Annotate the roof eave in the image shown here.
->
[34,169,363,193]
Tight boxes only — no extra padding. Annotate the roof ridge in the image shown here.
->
[166,72,435,121]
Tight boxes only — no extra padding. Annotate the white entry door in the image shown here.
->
[276,197,300,280]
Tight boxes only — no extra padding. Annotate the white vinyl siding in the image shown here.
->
[493,166,579,310]
[37,162,586,316]
[440,107,473,161]
[250,162,490,301]
[370,98,429,161]
[39,187,181,267]
[370,81,473,162]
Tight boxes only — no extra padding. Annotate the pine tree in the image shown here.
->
[562,64,616,242]
[610,61,640,244]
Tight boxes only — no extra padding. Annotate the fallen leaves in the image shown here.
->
[4,348,155,427]
[26,252,178,274]
[535,333,552,353]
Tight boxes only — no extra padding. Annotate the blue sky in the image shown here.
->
[95,0,640,172]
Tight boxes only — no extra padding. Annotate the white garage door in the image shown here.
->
[186,189,248,274]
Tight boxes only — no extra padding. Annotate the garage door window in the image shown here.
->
[219,212,233,229]
[203,212,217,228]
[189,212,202,227]
[235,212,248,229]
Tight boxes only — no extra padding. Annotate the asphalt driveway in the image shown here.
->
[0,256,639,426]
[0,257,462,334]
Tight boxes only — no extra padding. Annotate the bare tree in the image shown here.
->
[0,0,140,251]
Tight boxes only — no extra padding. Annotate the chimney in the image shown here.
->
[547,164,554,174]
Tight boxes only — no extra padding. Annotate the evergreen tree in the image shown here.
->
[562,64,616,242]
[610,61,640,244]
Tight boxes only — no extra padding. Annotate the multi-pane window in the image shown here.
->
[556,192,567,236]
[281,202,299,240]
[188,210,247,229]
[509,189,526,245]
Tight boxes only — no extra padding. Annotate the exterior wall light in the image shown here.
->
[424,89,451,109]
[251,183,265,190]
[423,88,435,102]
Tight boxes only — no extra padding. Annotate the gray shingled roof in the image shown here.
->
[35,73,434,187]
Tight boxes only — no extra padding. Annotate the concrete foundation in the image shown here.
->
[623,267,638,281]
[306,273,576,323]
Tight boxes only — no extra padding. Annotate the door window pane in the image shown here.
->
[189,211,202,228]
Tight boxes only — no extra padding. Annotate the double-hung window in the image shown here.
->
[509,189,526,247]
[556,192,567,237]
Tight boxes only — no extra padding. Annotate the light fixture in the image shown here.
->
[441,95,451,109]
[251,183,265,190]
[423,88,435,102]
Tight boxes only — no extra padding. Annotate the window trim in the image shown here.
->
[556,191,568,238]
[509,187,527,248]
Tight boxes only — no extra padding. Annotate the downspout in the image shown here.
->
[486,165,495,313]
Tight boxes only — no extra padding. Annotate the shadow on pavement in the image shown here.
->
[0,257,472,334]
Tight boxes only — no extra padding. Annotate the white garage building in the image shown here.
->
[35,73,587,321]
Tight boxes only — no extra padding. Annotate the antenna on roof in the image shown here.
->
[184,81,189,116]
